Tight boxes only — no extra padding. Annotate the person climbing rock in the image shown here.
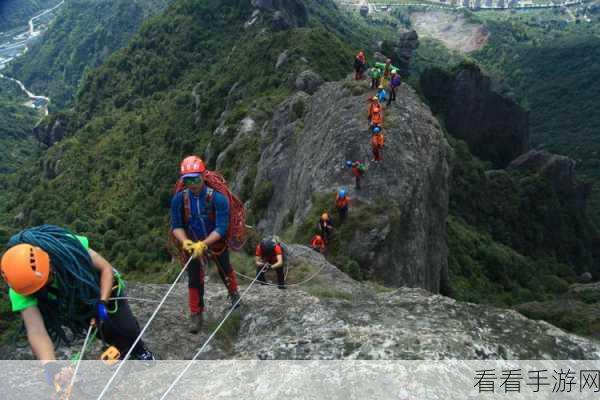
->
[368,66,382,89]
[335,189,350,223]
[368,97,383,128]
[310,235,326,254]
[255,237,285,289]
[371,126,385,162]
[170,155,243,334]
[318,212,334,244]
[382,58,393,86]
[354,51,366,80]
[388,70,401,105]
[376,85,387,104]
[346,160,366,190]
[0,225,155,388]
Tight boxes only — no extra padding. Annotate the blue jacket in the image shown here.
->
[170,186,229,240]
[376,89,387,102]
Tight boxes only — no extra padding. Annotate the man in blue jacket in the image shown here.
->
[170,156,240,334]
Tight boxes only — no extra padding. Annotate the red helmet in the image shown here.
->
[180,156,206,178]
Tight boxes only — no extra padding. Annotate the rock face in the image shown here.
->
[293,70,324,94]
[251,79,451,293]
[509,150,592,210]
[33,114,69,148]
[395,29,419,76]
[420,64,529,168]
[250,0,308,30]
[4,246,599,360]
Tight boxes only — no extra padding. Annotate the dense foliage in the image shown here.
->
[0,0,61,31]
[7,0,172,110]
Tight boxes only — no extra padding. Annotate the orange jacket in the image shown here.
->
[335,195,349,209]
[371,133,385,149]
[369,104,383,125]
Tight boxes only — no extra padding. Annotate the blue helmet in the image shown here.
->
[339,189,346,198]
[345,160,352,167]
[373,126,381,133]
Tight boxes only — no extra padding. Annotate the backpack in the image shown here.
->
[169,171,247,259]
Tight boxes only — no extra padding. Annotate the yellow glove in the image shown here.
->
[182,239,194,253]
[190,241,208,259]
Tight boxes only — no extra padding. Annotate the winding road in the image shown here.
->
[0,1,64,116]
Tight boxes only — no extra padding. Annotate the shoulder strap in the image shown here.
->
[183,189,191,225]
[205,187,216,222]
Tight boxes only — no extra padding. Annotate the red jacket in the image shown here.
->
[311,236,326,251]
[256,244,283,264]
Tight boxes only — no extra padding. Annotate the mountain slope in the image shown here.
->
[6,0,173,110]
[0,0,61,31]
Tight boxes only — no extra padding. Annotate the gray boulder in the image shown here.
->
[293,70,324,95]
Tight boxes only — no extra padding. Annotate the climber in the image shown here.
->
[170,155,242,334]
[376,85,387,104]
[368,65,382,89]
[354,51,366,80]
[368,97,383,128]
[346,160,366,190]
[310,235,326,254]
[317,212,334,244]
[371,126,385,162]
[335,189,350,223]
[255,237,285,289]
[388,70,401,105]
[382,58,393,86]
[0,225,155,388]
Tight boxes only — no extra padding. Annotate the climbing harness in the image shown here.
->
[158,263,269,400]
[95,255,194,400]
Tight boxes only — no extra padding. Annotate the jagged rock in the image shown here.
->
[34,114,68,148]
[508,150,592,209]
[420,64,529,168]
[3,246,599,360]
[251,0,308,30]
[293,70,324,95]
[395,29,419,75]
[578,272,593,284]
[252,80,451,293]
[275,49,289,69]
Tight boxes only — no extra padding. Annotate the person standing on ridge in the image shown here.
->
[368,97,383,129]
[310,234,326,254]
[368,65,382,89]
[170,155,243,334]
[388,70,401,105]
[335,189,350,223]
[0,225,155,389]
[255,237,285,289]
[376,85,387,104]
[317,212,334,244]
[346,160,366,190]
[371,126,385,162]
[354,51,366,80]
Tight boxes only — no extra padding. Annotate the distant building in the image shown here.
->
[360,5,369,17]
[508,0,519,7]
[498,0,505,7]
[485,0,493,6]
[463,0,470,7]
[475,0,482,8]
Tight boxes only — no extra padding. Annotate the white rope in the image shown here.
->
[158,263,269,400]
[235,261,328,287]
[64,323,94,397]
[108,297,162,304]
[95,256,193,400]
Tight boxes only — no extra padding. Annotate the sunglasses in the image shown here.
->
[183,176,202,185]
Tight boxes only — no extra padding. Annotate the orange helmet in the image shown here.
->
[180,156,206,178]
[321,213,329,221]
[1,244,51,295]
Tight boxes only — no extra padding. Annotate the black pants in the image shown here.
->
[100,292,147,358]
[337,206,348,223]
[388,87,396,104]
[256,265,285,288]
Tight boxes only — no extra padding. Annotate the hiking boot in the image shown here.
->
[189,313,203,334]
[229,292,241,309]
